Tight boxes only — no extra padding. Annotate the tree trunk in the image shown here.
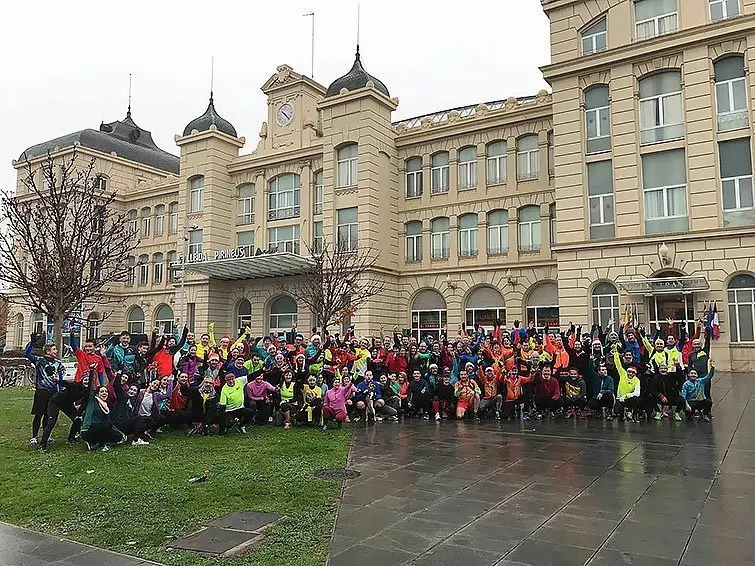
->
[53,313,65,355]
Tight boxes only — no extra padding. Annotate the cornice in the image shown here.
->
[317,86,399,111]
[228,144,324,174]
[174,128,245,148]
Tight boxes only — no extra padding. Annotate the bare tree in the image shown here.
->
[281,241,384,334]
[0,150,139,350]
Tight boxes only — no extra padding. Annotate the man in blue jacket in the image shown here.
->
[680,363,715,422]
[25,334,66,446]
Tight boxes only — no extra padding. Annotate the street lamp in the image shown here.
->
[180,223,199,327]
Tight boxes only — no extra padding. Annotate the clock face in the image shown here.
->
[276,103,294,126]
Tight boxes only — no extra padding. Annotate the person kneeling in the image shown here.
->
[323,376,350,430]
[587,363,614,420]
[81,385,126,452]
[680,364,715,422]
[563,368,587,419]
[454,370,481,421]
[407,370,432,420]
[219,373,254,434]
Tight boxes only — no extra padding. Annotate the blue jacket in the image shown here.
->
[680,369,715,402]
[25,342,65,392]
[356,380,381,401]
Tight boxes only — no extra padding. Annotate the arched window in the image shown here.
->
[167,250,178,282]
[138,254,149,286]
[237,183,256,225]
[458,147,477,189]
[458,213,478,257]
[592,282,619,328]
[189,176,204,212]
[486,141,507,185]
[169,202,179,234]
[516,135,539,180]
[405,221,423,262]
[431,217,450,259]
[336,143,358,188]
[585,85,611,154]
[140,207,151,237]
[710,0,740,21]
[487,210,509,255]
[526,282,559,330]
[153,252,164,284]
[518,206,541,252]
[581,17,607,55]
[728,274,755,342]
[635,0,678,41]
[268,174,301,220]
[269,296,298,335]
[465,287,506,332]
[155,304,174,335]
[86,312,101,341]
[127,306,145,335]
[154,204,166,236]
[405,157,423,198]
[431,152,450,194]
[236,299,253,333]
[715,55,747,132]
[14,313,24,348]
[127,209,138,234]
[639,70,683,145]
[313,170,324,214]
[411,289,447,340]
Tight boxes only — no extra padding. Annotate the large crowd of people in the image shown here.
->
[25,316,715,453]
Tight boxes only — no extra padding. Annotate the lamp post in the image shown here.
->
[180,223,199,327]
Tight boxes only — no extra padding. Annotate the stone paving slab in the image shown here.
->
[327,372,755,566]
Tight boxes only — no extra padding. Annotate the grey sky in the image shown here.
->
[0,0,550,191]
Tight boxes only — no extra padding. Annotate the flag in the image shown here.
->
[704,302,714,334]
[623,305,631,326]
[712,303,720,339]
[632,304,639,328]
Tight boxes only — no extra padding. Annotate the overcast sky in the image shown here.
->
[0,0,550,191]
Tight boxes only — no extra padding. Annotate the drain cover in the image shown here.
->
[314,468,362,480]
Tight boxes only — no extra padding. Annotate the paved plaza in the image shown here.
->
[329,372,755,566]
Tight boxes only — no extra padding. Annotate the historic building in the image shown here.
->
[6,0,755,370]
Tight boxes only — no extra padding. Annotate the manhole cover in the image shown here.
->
[314,468,362,480]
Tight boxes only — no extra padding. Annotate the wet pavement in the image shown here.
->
[328,372,755,566]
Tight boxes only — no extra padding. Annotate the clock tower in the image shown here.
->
[256,64,326,156]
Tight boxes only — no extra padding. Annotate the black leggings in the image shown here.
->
[588,395,614,411]
[685,399,713,417]
[220,408,254,433]
[81,424,125,446]
[114,417,152,441]
[32,414,49,439]
[534,396,562,412]
[563,398,587,410]
[613,396,641,415]
[40,401,79,448]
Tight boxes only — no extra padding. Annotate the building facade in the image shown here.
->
[6,0,755,370]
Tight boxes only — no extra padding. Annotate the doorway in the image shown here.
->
[648,294,696,337]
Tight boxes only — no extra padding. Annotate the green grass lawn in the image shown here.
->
[0,388,351,566]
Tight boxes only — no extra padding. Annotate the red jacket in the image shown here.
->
[534,375,561,400]
[386,352,408,374]
[74,349,105,382]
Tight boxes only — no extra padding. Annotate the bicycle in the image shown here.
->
[0,365,31,388]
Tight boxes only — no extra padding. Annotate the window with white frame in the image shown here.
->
[487,210,508,255]
[431,217,450,259]
[550,203,557,245]
[189,176,204,212]
[33,311,45,336]
[588,161,616,239]
[585,85,611,154]
[405,157,423,198]
[269,296,298,335]
[486,141,507,185]
[268,224,300,254]
[153,253,164,284]
[268,173,301,220]
[635,0,678,41]
[86,312,101,342]
[719,138,755,227]
[125,255,135,286]
[237,183,255,225]
[154,205,165,236]
[313,221,323,254]
[313,170,323,215]
[188,229,203,257]
[526,282,560,330]
[642,149,688,234]
[236,299,252,332]
[14,314,24,348]
[548,131,555,177]
[517,135,540,180]
[728,273,755,342]
[167,250,178,282]
[155,304,174,335]
[336,144,358,187]
[710,0,740,21]
[465,286,506,332]
[127,306,145,335]
[237,230,255,256]
[582,17,607,55]
[127,209,138,235]
[458,147,477,190]
[169,202,178,234]
[411,289,447,341]
[97,177,108,192]
[405,221,422,262]
[140,207,151,237]
[639,71,683,145]
[715,56,748,132]
[138,254,149,286]
[518,206,541,252]
[337,207,358,252]
[431,152,450,194]
[458,213,478,257]
[592,282,620,329]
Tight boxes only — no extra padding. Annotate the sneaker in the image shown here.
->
[132,438,150,446]
[626,411,633,421]
[353,416,361,423]
[522,413,531,421]
[100,445,110,452]
[662,411,669,419]
[387,416,399,422]
[702,415,711,422]
[495,410,501,420]
[155,427,165,434]
[321,423,328,431]
[654,412,662,421]
[29,438,38,446]
[375,416,384,422]
[66,439,79,445]
[535,413,543,420]
[85,441,95,451]
[48,437,55,444]
[673,412,682,421]
[474,413,481,422]
[606,414,614,421]
[435,412,441,421]
[422,413,430,420]
[344,416,351,423]
[143,432,155,441]
[283,422,292,430]
[239,426,248,434]
[38,445,48,453]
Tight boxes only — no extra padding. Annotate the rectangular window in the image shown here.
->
[237,194,255,225]
[486,155,506,185]
[517,150,539,181]
[431,165,449,194]
[487,224,508,255]
[153,259,164,284]
[431,231,449,260]
[138,261,149,286]
[268,225,300,254]
[518,221,541,252]
[169,204,179,234]
[405,233,422,262]
[314,178,324,215]
[188,229,203,257]
[720,138,755,226]
[582,18,607,55]
[635,0,678,41]
[336,207,358,252]
[458,149,477,190]
[716,77,748,132]
[588,161,615,239]
[313,221,323,253]
[642,149,688,234]
[126,258,135,286]
[459,227,478,256]
[141,216,151,237]
[586,107,611,154]
[406,170,423,198]
[337,146,358,188]
[155,213,165,236]
[592,293,620,329]
[640,92,683,145]
[190,177,204,212]
[268,175,301,220]
[237,230,255,256]
[710,0,740,21]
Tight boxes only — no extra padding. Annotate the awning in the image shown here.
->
[185,252,314,281]
[618,276,709,296]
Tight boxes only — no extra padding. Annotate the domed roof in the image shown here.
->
[325,46,390,98]
[183,93,237,137]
